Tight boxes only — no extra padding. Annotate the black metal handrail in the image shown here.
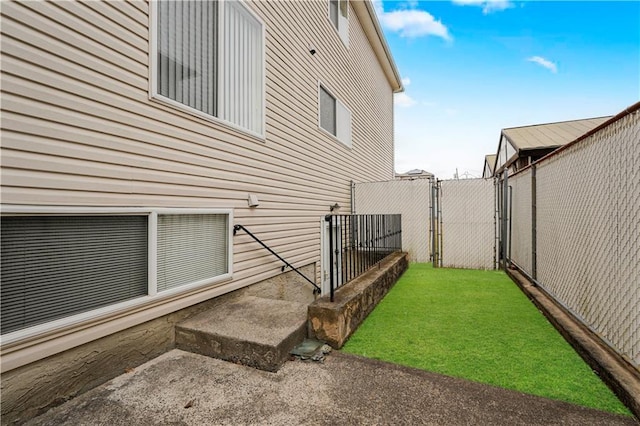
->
[325,214,402,301]
[233,224,321,294]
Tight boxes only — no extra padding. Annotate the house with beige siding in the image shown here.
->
[0,0,402,422]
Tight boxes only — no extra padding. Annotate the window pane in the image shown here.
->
[336,99,351,147]
[320,86,337,136]
[339,0,348,18]
[221,1,264,135]
[1,216,148,335]
[329,0,338,28]
[157,214,229,292]
[158,0,218,117]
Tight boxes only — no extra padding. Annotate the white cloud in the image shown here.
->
[373,0,452,40]
[452,0,513,14]
[527,56,558,73]
[401,77,411,86]
[394,92,417,107]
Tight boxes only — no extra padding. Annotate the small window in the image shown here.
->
[1,209,232,337]
[319,85,351,147]
[153,0,264,136]
[1,216,149,334]
[329,0,338,28]
[320,86,337,135]
[328,0,348,46]
[157,214,229,292]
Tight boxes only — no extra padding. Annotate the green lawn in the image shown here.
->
[342,264,630,416]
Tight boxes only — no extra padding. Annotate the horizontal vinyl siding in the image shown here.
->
[0,0,394,321]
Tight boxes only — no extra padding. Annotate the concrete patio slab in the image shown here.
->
[25,349,637,426]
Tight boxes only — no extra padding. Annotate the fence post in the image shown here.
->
[437,180,443,268]
[430,179,436,266]
[493,177,499,269]
[501,171,509,269]
[508,185,513,264]
[531,165,537,280]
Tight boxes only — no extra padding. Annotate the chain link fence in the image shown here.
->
[509,168,532,274]
[507,109,639,368]
[354,179,431,263]
[354,178,496,269]
[440,179,496,270]
[354,108,637,368]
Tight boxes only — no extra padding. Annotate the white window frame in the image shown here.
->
[149,0,266,139]
[327,0,349,47]
[318,82,352,148]
[0,206,234,346]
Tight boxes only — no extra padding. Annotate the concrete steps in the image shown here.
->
[175,295,308,372]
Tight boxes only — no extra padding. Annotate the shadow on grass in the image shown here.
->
[342,263,631,416]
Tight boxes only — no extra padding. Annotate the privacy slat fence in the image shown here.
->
[508,109,639,368]
[354,177,495,269]
[354,107,638,368]
[353,179,431,263]
[440,178,496,270]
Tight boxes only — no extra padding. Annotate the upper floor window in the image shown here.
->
[152,0,265,137]
[319,84,351,148]
[329,0,349,47]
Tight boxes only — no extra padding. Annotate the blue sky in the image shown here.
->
[375,1,640,178]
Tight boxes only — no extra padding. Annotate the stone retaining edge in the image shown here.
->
[507,267,640,420]
[307,252,409,349]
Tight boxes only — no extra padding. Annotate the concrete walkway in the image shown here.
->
[25,350,637,426]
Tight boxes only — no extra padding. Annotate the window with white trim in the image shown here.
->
[152,0,264,136]
[0,210,231,336]
[157,214,229,291]
[328,0,349,46]
[319,85,352,147]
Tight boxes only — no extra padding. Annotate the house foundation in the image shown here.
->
[0,264,316,425]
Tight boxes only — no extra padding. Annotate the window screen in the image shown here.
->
[157,214,229,292]
[329,0,338,29]
[1,216,148,335]
[156,0,263,135]
[158,0,218,116]
[320,86,337,136]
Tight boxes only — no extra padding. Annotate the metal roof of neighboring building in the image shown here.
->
[484,154,496,170]
[483,154,496,177]
[395,169,433,179]
[502,116,612,151]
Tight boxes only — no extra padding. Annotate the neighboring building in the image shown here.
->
[0,0,402,421]
[482,154,496,178]
[492,116,611,176]
[396,169,434,180]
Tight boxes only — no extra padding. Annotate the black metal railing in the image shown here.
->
[325,214,402,301]
[233,224,321,294]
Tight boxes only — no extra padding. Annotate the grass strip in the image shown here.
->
[342,263,630,415]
